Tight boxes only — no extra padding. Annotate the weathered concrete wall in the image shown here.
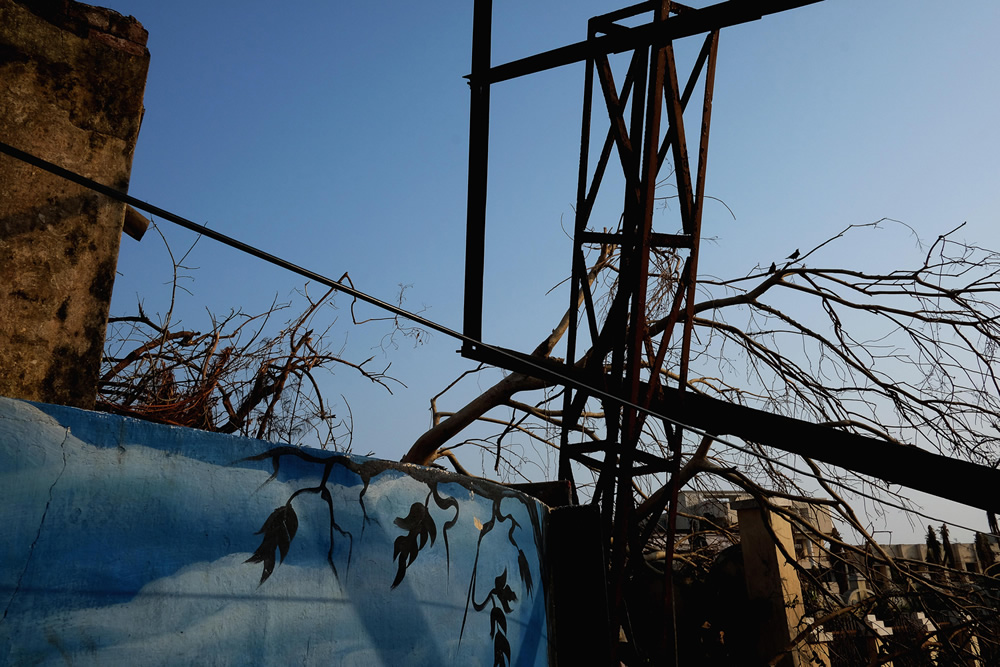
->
[0,396,551,665]
[0,0,149,409]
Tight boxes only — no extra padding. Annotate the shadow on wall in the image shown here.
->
[0,397,550,665]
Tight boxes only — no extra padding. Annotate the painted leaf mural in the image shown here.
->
[245,503,298,584]
[0,398,550,665]
[392,501,437,588]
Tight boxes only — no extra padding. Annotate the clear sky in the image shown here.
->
[101,0,1000,543]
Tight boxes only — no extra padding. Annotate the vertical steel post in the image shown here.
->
[609,2,670,657]
[463,0,492,352]
[559,22,597,486]
[659,30,719,665]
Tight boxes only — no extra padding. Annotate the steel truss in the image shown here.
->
[461,0,821,660]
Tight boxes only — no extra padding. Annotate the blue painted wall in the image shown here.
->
[0,397,550,665]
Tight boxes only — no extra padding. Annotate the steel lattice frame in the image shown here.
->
[461,0,820,658]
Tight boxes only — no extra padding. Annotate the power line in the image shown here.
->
[0,139,991,534]
[0,140,465,343]
[0,139,698,433]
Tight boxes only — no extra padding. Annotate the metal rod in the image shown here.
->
[0,140,468,344]
[676,30,718,394]
[656,31,713,173]
[660,30,720,664]
[462,0,493,350]
[662,43,695,234]
[560,31,598,483]
[9,131,990,519]
[483,0,822,84]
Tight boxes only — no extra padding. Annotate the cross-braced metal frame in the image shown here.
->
[554,4,723,642]
[461,0,822,657]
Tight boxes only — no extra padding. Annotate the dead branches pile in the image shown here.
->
[99,282,402,449]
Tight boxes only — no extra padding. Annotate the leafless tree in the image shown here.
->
[99,227,413,451]
[401,219,1000,664]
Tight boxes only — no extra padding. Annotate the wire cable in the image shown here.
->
[0,140,465,342]
[0,138,699,434]
[0,139,991,535]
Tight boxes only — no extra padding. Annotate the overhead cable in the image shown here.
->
[0,138,992,532]
[0,139,701,435]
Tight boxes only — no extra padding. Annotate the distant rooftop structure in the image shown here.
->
[662,490,1000,600]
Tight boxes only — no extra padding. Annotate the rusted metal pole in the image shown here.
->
[559,21,598,485]
[660,29,719,665]
[463,0,492,352]
[610,1,673,657]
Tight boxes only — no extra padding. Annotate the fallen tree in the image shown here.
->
[403,219,1000,665]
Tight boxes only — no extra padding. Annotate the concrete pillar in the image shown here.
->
[801,617,833,667]
[0,0,148,409]
[862,613,894,666]
[735,499,811,667]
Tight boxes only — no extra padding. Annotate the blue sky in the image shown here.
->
[100,1,1000,542]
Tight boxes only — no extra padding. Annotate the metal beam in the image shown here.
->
[655,390,1000,514]
[463,0,492,350]
[483,0,822,84]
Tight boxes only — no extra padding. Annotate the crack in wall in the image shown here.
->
[1,427,70,623]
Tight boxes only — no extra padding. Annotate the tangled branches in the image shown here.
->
[99,229,410,449]
[402,220,1000,664]
[408,221,1000,490]
[691,220,1000,467]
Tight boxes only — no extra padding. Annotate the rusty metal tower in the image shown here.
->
[460,0,822,660]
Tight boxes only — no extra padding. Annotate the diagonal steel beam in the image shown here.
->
[654,389,1000,514]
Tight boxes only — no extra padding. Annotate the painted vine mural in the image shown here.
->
[0,398,549,665]
[241,446,544,666]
